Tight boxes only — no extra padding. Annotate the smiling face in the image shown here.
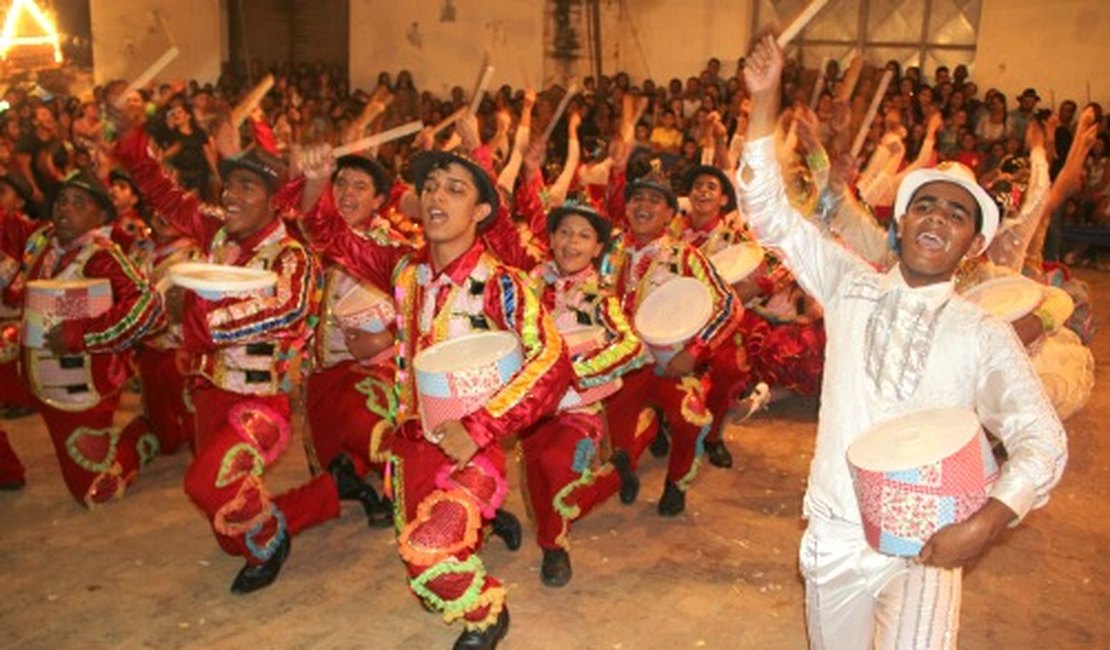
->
[626,187,674,245]
[896,181,984,287]
[221,168,274,239]
[551,213,604,276]
[53,187,108,246]
[419,162,488,249]
[332,167,384,227]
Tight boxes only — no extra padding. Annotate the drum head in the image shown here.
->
[709,242,764,285]
[847,408,981,472]
[414,331,520,374]
[961,275,1041,322]
[334,283,391,318]
[634,277,713,346]
[169,262,277,294]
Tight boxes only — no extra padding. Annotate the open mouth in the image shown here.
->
[425,208,448,226]
[915,230,948,253]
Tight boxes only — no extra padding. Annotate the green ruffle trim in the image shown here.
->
[409,554,487,622]
[65,426,119,474]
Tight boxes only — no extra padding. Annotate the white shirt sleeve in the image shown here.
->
[975,316,1069,523]
[736,135,871,307]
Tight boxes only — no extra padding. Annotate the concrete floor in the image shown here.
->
[2,269,1108,650]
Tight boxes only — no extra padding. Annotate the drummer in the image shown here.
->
[672,163,764,469]
[10,170,162,505]
[605,164,741,516]
[299,153,407,528]
[740,34,1066,649]
[112,123,375,595]
[512,199,648,587]
[297,143,572,649]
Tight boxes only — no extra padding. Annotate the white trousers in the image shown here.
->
[799,513,962,650]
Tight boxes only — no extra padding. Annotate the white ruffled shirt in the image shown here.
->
[737,135,1067,525]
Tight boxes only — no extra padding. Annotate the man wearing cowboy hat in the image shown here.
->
[741,33,1066,649]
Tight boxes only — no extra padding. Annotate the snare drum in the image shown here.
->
[961,275,1042,322]
[413,331,523,436]
[709,242,764,286]
[633,277,712,370]
[847,408,999,557]
[333,283,396,334]
[22,279,112,348]
[169,262,277,301]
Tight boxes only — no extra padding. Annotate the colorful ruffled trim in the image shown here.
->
[65,426,119,474]
[409,555,487,623]
[228,401,291,464]
[136,433,160,467]
[244,505,287,563]
[677,423,711,491]
[213,476,272,537]
[462,585,507,632]
[434,455,508,519]
[214,442,265,489]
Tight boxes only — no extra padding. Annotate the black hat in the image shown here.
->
[218,147,287,194]
[0,173,36,217]
[333,154,393,196]
[410,148,500,222]
[547,199,613,247]
[108,169,147,214]
[1018,88,1040,101]
[682,164,737,213]
[624,160,678,211]
[57,170,116,220]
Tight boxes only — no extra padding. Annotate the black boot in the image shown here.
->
[490,509,522,551]
[540,548,573,588]
[230,535,290,595]
[610,449,639,504]
[704,439,733,469]
[648,429,669,458]
[453,607,510,650]
[657,481,686,517]
[328,454,391,528]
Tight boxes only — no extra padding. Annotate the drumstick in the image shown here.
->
[332,120,425,157]
[850,69,893,159]
[541,81,579,142]
[231,73,275,128]
[431,106,468,136]
[114,46,180,108]
[469,65,495,115]
[776,0,831,48]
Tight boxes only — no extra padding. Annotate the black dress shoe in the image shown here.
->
[230,535,290,595]
[657,481,686,517]
[490,509,522,551]
[704,439,733,468]
[610,450,639,505]
[648,429,669,458]
[540,548,572,587]
[328,454,389,528]
[453,607,510,650]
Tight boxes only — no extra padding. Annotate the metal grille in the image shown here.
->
[754,0,981,75]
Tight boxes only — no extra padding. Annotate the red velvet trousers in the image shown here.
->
[119,346,193,457]
[305,360,393,479]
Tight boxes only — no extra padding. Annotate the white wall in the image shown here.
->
[90,0,223,85]
[614,0,753,84]
[348,0,545,96]
[976,0,1110,108]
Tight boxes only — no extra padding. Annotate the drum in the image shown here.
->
[557,326,622,411]
[414,331,523,436]
[22,279,112,348]
[961,275,1042,322]
[847,408,999,557]
[334,283,396,334]
[709,242,764,285]
[633,277,712,370]
[169,262,277,301]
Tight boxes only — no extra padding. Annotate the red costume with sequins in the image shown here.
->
[0,209,37,485]
[119,236,202,456]
[116,129,339,567]
[302,189,572,632]
[604,232,740,491]
[668,212,761,448]
[523,262,648,551]
[11,225,162,506]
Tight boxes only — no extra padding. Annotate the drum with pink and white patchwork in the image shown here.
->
[634,277,712,371]
[847,408,999,557]
[414,331,523,436]
[557,326,622,411]
[334,283,396,334]
[22,278,112,347]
